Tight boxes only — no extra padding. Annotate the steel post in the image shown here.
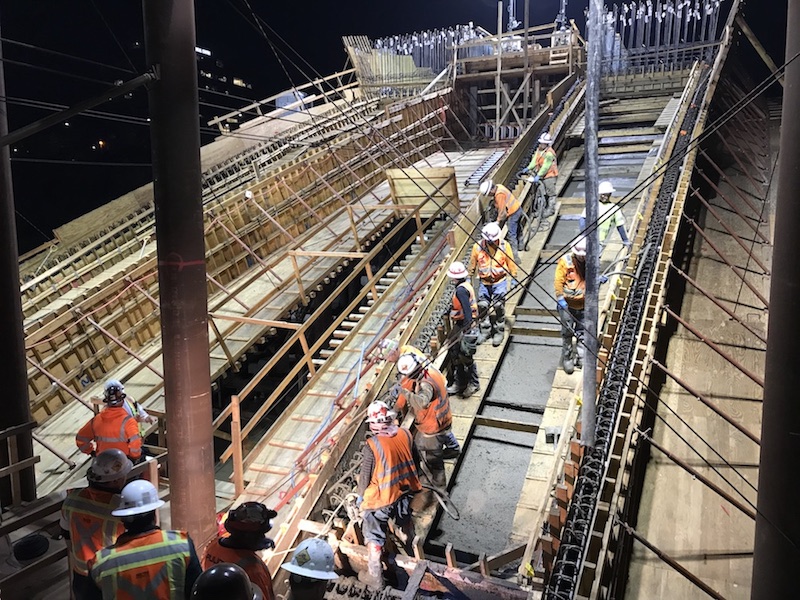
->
[0,21,36,503]
[143,0,216,546]
[752,0,800,593]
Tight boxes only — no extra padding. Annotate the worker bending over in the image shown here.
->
[554,239,587,375]
[445,261,480,398]
[357,401,421,589]
[479,179,522,257]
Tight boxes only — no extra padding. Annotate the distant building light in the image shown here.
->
[98,140,106,149]
[195,46,211,57]
[91,145,97,150]
[233,78,247,88]
[64,122,70,127]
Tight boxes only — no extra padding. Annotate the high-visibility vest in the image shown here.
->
[361,428,421,511]
[124,397,150,438]
[90,529,193,600]
[555,254,585,309]
[76,406,142,460]
[531,147,559,179]
[61,487,125,576]
[494,184,521,216]
[400,367,452,435]
[202,537,274,600]
[450,281,478,322]
[471,240,517,284]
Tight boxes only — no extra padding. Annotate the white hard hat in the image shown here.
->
[103,379,126,405]
[281,538,339,580]
[377,338,400,359]
[88,449,133,484]
[598,181,615,195]
[104,379,124,392]
[479,179,494,196]
[396,352,423,376]
[572,237,587,257]
[112,480,165,517]
[447,261,468,279]
[481,221,502,243]
[366,400,397,424]
[538,132,553,145]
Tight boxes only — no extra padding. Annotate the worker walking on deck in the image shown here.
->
[202,502,278,600]
[88,479,202,599]
[191,563,264,600]
[104,379,157,439]
[469,222,518,347]
[554,238,587,375]
[76,383,143,463]
[357,401,421,589]
[522,132,559,217]
[444,261,480,398]
[579,181,631,250]
[479,179,522,257]
[61,449,132,600]
[280,538,339,600]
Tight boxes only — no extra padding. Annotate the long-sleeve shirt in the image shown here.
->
[469,241,518,283]
[453,285,475,329]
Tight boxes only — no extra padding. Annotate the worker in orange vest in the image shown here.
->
[469,221,518,347]
[522,131,559,217]
[104,379,157,438]
[479,178,522,258]
[60,449,132,600]
[445,261,480,398]
[356,400,421,589]
[88,479,201,599]
[201,502,278,600]
[554,238,587,375]
[76,383,142,463]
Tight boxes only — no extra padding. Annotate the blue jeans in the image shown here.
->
[506,209,522,257]
[362,494,413,546]
[478,280,507,304]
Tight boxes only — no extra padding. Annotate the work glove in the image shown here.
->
[511,278,520,290]
[388,383,402,401]
[532,175,540,184]
[557,298,568,311]
[356,495,364,507]
[598,275,609,284]
[521,167,530,175]
[623,240,632,249]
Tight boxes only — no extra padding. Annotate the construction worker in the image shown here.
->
[76,383,143,463]
[356,400,421,589]
[88,479,202,599]
[280,538,339,600]
[554,238,587,375]
[469,221,518,347]
[522,132,559,217]
[579,181,632,249]
[60,449,132,600]
[444,261,480,398]
[105,379,157,438]
[479,178,522,257]
[191,563,263,600]
[202,502,278,600]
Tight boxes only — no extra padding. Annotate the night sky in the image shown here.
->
[1,0,785,253]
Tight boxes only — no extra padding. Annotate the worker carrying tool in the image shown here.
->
[76,382,143,463]
[356,400,421,589]
[88,479,202,599]
[191,563,263,600]
[61,449,132,600]
[444,261,480,398]
[579,181,631,249]
[202,502,278,600]
[554,238,587,375]
[522,131,559,218]
[280,538,339,600]
[469,221,518,347]
[104,379,157,438]
[479,178,522,258]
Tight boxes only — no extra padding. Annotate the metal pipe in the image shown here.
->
[214,217,283,283]
[0,17,36,503]
[651,358,761,444]
[32,432,76,470]
[143,0,216,547]
[752,0,800,592]
[663,306,764,387]
[25,357,95,412]
[83,314,164,378]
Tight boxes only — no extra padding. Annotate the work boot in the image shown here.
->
[560,342,575,375]
[359,543,384,589]
[446,382,465,396]
[495,304,506,332]
[461,383,480,398]
[489,315,504,347]
[442,447,461,460]
[543,197,555,218]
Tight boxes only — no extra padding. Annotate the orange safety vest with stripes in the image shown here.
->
[76,406,142,460]
[470,240,517,284]
[555,254,586,309]
[61,487,125,576]
[201,537,275,600]
[398,367,452,435]
[90,529,192,600]
[450,281,478,322]
[361,428,421,511]
[494,184,521,217]
[531,146,559,179]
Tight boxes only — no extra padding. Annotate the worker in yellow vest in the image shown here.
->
[523,132,559,217]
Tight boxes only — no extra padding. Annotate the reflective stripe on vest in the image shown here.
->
[494,184,521,215]
[91,529,191,600]
[450,281,478,321]
[361,428,421,511]
[533,147,558,179]
[401,368,452,434]
[475,241,515,283]
[62,488,124,575]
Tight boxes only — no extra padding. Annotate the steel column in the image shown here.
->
[0,21,36,504]
[143,0,216,546]
[752,0,800,593]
